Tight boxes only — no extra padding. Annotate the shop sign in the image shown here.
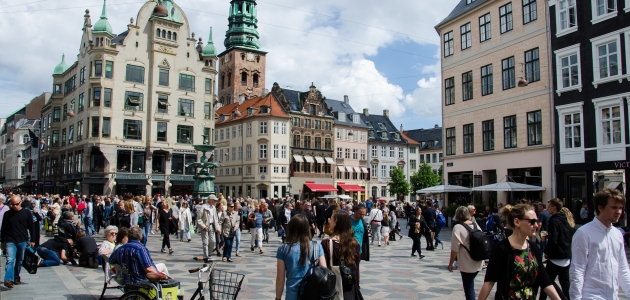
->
[44,181,53,187]
[447,163,454,167]
[116,174,146,180]
[614,161,630,168]
[170,175,194,181]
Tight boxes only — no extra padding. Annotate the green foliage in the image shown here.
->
[387,167,410,198]
[410,162,439,193]
[438,165,444,184]
[446,204,458,217]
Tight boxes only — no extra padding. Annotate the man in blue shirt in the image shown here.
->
[109,227,168,282]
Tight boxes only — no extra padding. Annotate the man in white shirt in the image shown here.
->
[570,188,630,300]
[367,207,383,246]
[197,195,219,258]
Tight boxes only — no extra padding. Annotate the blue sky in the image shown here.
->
[0,0,459,130]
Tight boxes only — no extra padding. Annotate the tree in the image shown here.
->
[387,167,410,199]
[437,164,444,184]
[410,162,439,193]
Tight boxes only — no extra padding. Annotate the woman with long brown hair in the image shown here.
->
[275,214,326,300]
[322,210,363,299]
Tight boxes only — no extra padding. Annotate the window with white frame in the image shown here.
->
[337,147,343,159]
[371,145,377,157]
[381,146,387,156]
[460,23,471,50]
[592,32,622,86]
[563,111,582,149]
[371,165,377,178]
[554,44,582,94]
[273,122,279,134]
[273,144,279,158]
[399,147,404,158]
[601,105,622,145]
[556,0,577,37]
[260,121,268,134]
[281,123,287,134]
[591,0,617,24]
[281,145,287,159]
[593,94,627,161]
[381,165,387,178]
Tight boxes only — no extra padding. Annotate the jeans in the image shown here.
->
[223,237,234,259]
[539,261,570,300]
[142,222,151,246]
[84,216,96,236]
[4,241,28,282]
[371,223,382,244]
[235,228,241,253]
[180,227,191,240]
[36,246,61,267]
[461,271,478,300]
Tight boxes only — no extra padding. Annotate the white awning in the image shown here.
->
[345,166,354,172]
[325,157,335,164]
[337,166,345,172]
[314,156,325,164]
[361,167,369,174]
[293,155,304,163]
[353,167,362,173]
[304,156,315,163]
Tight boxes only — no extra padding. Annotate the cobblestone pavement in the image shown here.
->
[1,221,628,299]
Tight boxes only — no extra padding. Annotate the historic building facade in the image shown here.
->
[39,0,218,196]
[436,0,554,205]
[405,125,444,176]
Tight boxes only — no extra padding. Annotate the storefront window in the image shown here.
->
[171,154,184,174]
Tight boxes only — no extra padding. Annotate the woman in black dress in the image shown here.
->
[408,207,429,259]
[157,200,174,254]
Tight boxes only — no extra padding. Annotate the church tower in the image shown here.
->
[217,0,267,106]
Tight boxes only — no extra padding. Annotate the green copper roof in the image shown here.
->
[224,0,261,51]
[93,0,113,35]
[53,54,70,75]
[202,27,217,57]
[155,0,182,24]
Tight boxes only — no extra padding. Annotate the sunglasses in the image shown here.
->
[518,218,538,225]
[8,203,20,207]
[110,232,118,236]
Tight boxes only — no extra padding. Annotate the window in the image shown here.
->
[504,115,517,148]
[445,77,455,105]
[563,112,581,149]
[556,0,577,36]
[104,88,112,107]
[232,126,236,139]
[592,96,625,161]
[238,125,243,137]
[63,104,67,121]
[273,145,279,158]
[179,74,195,91]
[282,123,287,134]
[178,99,194,117]
[260,121,267,134]
[399,147,404,158]
[389,146,395,157]
[105,61,113,79]
[123,119,142,140]
[462,71,473,101]
[502,56,515,90]
[259,144,267,159]
[601,105,622,145]
[523,0,537,24]
[371,145,377,157]
[159,69,169,86]
[479,13,491,42]
[315,137,322,149]
[304,136,311,148]
[555,44,582,93]
[482,120,494,151]
[238,146,243,160]
[325,121,332,131]
[77,120,83,140]
[442,30,454,57]
[91,117,99,138]
[351,149,358,160]
[338,112,346,122]
[525,48,540,83]
[125,91,143,111]
[381,165,387,178]
[93,88,101,107]
[293,135,300,147]
[157,122,167,141]
[381,146,387,157]
[361,149,366,160]
[102,117,110,138]
[463,124,474,153]
[446,127,455,155]
[440,153,443,162]
[282,145,287,158]
[78,93,84,112]
[593,38,620,83]
[205,78,212,94]
[499,3,513,33]
[157,95,169,113]
[527,110,542,145]
[304,119,311,128]
[259,166,267,174]
[53,106,60,122]
[246,145,252,160]
[247,123,252,136]
[336,129,342,139]
[177,125,193,144]
[125,64,145,83]
[592,0,617,23]
[460,23,472,50]
[310,104,316,116]
[293,117,300,127]
[420,154,425,163]
[61,129,66,146]
[480,64,493,96]
[410,160,417,169]
[432,154,437,164]
[94,60,102,77]
[79,67,86,85]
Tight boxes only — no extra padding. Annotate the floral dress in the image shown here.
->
[508,247,538,299]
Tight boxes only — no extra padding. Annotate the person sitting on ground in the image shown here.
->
[36,235,75,267]
[58,212,81,242]
[109,226,170,283]
[75,230,99,268]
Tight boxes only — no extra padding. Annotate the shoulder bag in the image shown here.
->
[327,240,344,300]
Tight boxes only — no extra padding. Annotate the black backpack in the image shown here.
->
[460,222,492,261]
[119,213,131,228]
[298,241,338,300]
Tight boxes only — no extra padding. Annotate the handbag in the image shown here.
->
[22,247,38,274]
[277,226,286,237]
[327,240,344,300]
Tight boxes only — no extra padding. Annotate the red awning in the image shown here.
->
[337,184,365,192]
[304,183,338,192]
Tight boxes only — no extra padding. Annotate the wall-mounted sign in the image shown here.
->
[447,163,454,167]
[614,161,630,168]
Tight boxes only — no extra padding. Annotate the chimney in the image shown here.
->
[344,95,349,104]
[435,124,439,128]
[363,108,369,116]
[262,88,269,97]
[383,109,389,118]
[400,124,404,132]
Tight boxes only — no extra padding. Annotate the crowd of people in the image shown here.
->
[1,189,630,300]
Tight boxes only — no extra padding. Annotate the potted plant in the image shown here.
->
[446,204,458,228]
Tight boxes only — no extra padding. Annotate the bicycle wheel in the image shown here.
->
[119,291,153,300]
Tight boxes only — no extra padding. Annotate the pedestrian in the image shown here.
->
[51,198,62,234]
[408,207,429,259]
[350,204,369,263]
[447,206,483,300]
[433,203,444,249]
[0,194,9,240]
[178,201,193,242]
[381,211,390,246]
[197,195,219,259]
[262,203,273,243]
[367,205,383,247]
[248,204,264,254]
[314,199,326,237]
[322,210,364,299]
[156,200,174,254]
[83,198,96,236]
[220,202,240,262]
[579,202,588,224]
[124,201,138,227]
[94,197,104,234]
[275,214,326,300]
[423,202,436,251]
[69,193,77,214]
[478,204,561,300]
[215,201,225,255]
[234,202,243,257]
[1,195,35,288]
[570,188,630,299]
[539,198,573,300]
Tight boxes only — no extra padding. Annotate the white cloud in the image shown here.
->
[0,0,459,126]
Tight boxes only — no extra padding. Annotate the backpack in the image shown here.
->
[459,222,492,261]
[485,215,495,232]
[436,211,446,229]
[298,241,338,300]
[119,213,132,228]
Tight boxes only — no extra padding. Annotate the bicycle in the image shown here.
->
[118,258,245,300]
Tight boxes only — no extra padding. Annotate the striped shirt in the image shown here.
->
[109,240,157,283]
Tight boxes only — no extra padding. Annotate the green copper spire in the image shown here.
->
[202,27,217,57]
[93,0,113,35]
[224,0,262,51]
[53,54,70,75]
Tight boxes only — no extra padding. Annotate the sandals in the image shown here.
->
[235,253,242,257]
[227,258,234,262]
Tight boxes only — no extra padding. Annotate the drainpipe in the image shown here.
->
[544,0,556,198]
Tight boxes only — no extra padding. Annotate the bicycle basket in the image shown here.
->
[210,269,245,300]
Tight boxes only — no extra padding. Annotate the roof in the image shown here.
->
[405,127,443,150]
[435,0,490,29]
[360,113,407,144]
[280,88,307,112]
[93,0,113,35]
[202,27,217,57]
[400,131,420,145]
[111,30,128,45]
[325,99,368,128]
[53,54,70,75]
[215,93,289,126]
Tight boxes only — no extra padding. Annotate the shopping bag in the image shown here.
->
[190,225,195,236]
[22,247,39,274]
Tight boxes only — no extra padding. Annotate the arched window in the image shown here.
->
[156,28,160,37]
[227,73,232,87]
[162,29,166,38]
[221,75,225,89]
[241,53,245,60]
[167,31,171,39]
[253,74,259,87]
[241,72,248,86]
[172,32,177,41]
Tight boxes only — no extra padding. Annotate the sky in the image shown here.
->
[0,0,460,130]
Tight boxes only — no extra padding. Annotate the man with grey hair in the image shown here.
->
[197,195,220,258]
[110,226,169,282]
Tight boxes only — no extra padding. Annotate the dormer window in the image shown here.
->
[338,112,346,122]
[393,133,400,140]
[368,130,374,138]
[381,132,387,139]
[247,108,255,116]
[260,106,269,114]
[353,114,360,123]
[422,142,426,147]
[221,115,229,122]
[379,123,386,130]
